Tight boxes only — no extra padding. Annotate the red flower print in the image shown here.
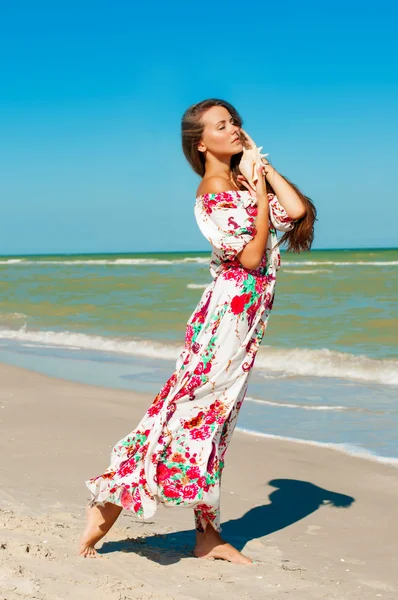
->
[202,197,219,214]
[190,425,211,441]
[192,342,200,354]
[247,205,258,217]
[246,337,257,353]
[157,463,180,482]
[222,269,246,285]
[173,388,187,402]
[194,362,204,375]
[185,325,194,345]
[255,278,264,294]
[202,191,238,214]
[192,310,205,324]
[203,362,212,374]
[147,398,164,417]
[138,473,148,486]
[158,373,177,399]
[205,412,216,425]
[269,291,275,310]
[195,503,216,524]
[227,216,239,230]
[117,458,136,478]
[197,476,209,491]
[242,360,254,372]
[231,292,252,315]
[182,483,199,500]
[171,452,185,463]
[120,487,134,509]
[186,466,201,480]
[247,298,261,328]
[263,292,272,309]
[183,411,205,429]
[187,375,202,392]
[231,295,245,314]
[166,401,176,422]
[99,470,116,481]
[163,483,181,499]
[207,441,216,473]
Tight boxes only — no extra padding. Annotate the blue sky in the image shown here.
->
[1,0,397,254]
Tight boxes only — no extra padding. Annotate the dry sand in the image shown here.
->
[0,362,397,599]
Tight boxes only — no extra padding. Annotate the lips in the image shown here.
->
[232,137,240,143]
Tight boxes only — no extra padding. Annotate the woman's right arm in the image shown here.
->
[237,166,270,270]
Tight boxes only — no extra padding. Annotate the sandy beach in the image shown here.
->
[0,362,397,599]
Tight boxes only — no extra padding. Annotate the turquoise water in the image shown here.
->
[1,249,397,463]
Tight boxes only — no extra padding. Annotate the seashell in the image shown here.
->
[239,144,269,188]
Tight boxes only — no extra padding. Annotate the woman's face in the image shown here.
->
[198,105,243,157]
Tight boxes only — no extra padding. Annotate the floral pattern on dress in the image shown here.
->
[85,190,295,533]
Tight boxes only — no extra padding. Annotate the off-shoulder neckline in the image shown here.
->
[195,189,251,200]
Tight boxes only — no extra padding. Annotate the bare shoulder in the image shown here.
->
[196,176,238,197]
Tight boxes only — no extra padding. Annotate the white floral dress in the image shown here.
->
[86,190,296,533]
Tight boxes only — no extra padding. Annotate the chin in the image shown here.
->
[231,145,243,156]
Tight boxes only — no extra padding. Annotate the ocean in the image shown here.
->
[1,248,397,465]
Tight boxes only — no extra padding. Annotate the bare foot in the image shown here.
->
[193,524,253,564]
[78,502,122,558]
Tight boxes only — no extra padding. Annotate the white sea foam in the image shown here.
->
[0,328,181,360]
[187,283,209,289]
[0,259,24,264]
[236,428,398,467]
[0,257,209,266]
[21,343,82,350]
[1,328,397,386]
[245,396,351,412]
[284,260,398,266]
[284,269,332,274]
[255,345,398,386]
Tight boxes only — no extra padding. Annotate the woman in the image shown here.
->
[79,98,316,564]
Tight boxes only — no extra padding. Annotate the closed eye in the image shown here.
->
[218,117,237,130]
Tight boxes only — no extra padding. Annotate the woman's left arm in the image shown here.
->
[263,163,307,220]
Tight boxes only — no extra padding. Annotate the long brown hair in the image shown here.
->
[181,98,316,253]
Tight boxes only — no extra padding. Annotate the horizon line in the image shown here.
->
[1,246,398,258]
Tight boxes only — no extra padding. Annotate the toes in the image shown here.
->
[79,544,97,558]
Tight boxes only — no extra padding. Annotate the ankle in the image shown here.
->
[196,524,221,544]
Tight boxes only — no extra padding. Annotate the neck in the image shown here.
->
[204,153,232,180]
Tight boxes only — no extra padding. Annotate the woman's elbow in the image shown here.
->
[237,251,261,270]
[288,203,307,220]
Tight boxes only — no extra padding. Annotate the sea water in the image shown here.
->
[1,248,397,464]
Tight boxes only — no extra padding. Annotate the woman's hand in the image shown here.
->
[254,165,269,205]
[239,128,255,149]
[236,174,256,197]
[261,156,276,184]
[237,165,269,205]
[240,127,276,183]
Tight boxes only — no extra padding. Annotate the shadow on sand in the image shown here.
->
[99,478,355,565]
